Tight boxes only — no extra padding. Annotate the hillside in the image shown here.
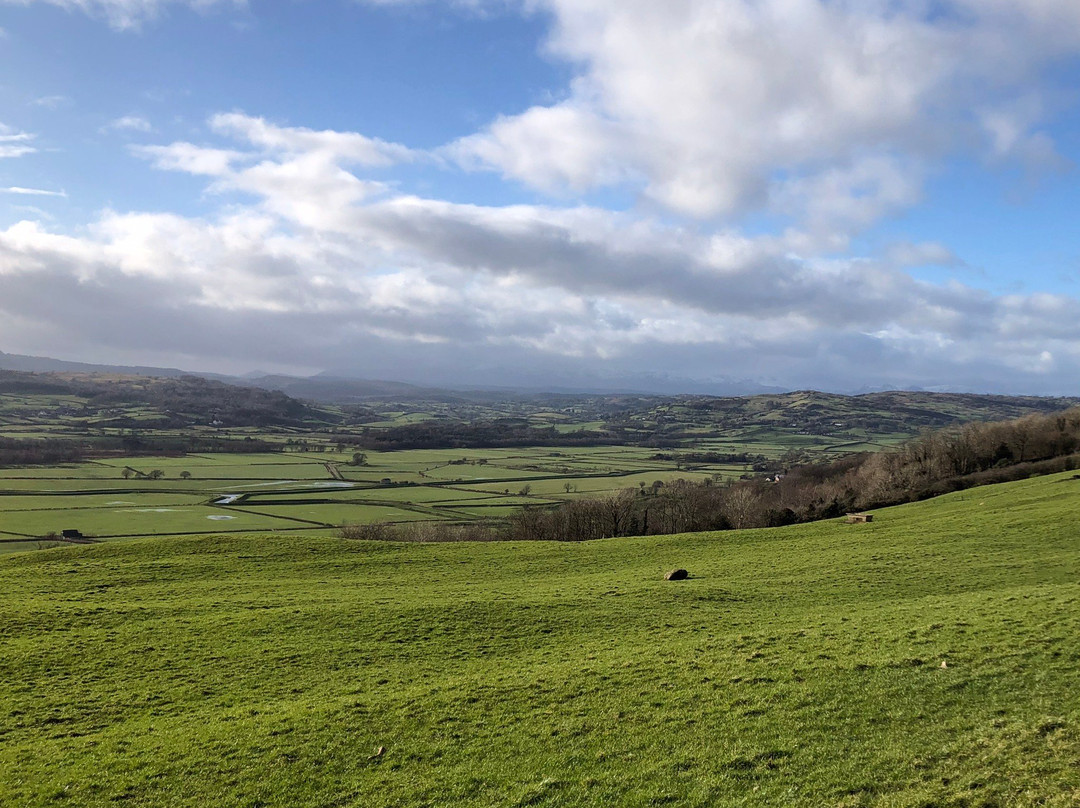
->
[3,361,1077,451]
[1,471,1078,806]
[0,370,336,430]
[0,350,195,378]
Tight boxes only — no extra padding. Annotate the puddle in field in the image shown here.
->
[107,501,136,505]
[132,508,183,513]
[206,515,237,521]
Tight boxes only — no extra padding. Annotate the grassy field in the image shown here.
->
[1,471,1078,806]
[0,448,758,548]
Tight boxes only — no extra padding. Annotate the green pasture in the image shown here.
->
[417,464,555,482]
[1,472,1078,806]
[461,471,720,497]
[93,454,339,480]
[553,420,606,432]
[239,503,443,526]
[0,479,213,493]
[175,463,335,480]
[235,491,562,526]
[0,504,303,539]
[244,486,497,505]
[0,464,122,479]
[0,493,206,511]
[0,445,754,544]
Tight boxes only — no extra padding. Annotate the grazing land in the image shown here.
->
[3,369,1077,549]
[1,470,1078,806]
[0,448,742,551]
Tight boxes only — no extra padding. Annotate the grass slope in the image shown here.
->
[1,473,1079,807]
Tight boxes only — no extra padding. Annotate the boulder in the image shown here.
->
[664,568,689,581]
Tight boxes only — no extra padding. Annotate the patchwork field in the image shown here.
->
[0,447,760,549]
[1,471,1078,806]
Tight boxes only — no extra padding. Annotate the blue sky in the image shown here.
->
[1,3,569,214]
[1,0,1079,393]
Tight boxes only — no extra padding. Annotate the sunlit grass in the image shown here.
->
[1,472,1078,806]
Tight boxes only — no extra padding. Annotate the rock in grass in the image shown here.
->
[665,569,689,581]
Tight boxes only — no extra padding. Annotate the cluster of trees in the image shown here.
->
[649,450,775,469]
[0,438,84,466]
[839,408,1080,506]
[111,435,280,456]
[120,468,183,480]
[345,407,1080,544]
[503,478,793,542]
[0,434,282,466]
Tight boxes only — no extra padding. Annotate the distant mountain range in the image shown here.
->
[0,351,198,378]
[0,351,449,401]
[2,349,1073,405]
[0,351,780,402]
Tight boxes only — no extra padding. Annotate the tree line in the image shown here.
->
[0,438,86,466]
[0,435,281,466]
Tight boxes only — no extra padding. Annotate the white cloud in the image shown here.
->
[132,113,414,228]
[450,0,1080,233]
[446,104,636,194]
[5,109,1080,392]
[133,142,242,175]
[1,186,67,197]
[208,112,415,167]
[31,95,71,109]
[105,114,153,133]
[0,125,36,159]
[0,0,242,30]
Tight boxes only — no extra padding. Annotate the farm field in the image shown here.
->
[0,447,753,549]
[1,471,1078,806]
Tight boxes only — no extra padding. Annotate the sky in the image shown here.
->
[1,0,1079,394]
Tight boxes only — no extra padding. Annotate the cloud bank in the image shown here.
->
[2,1,1080,393]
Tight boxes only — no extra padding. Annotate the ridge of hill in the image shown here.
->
[0,350,212,379]
[1,471,1078,806]
[0,369,335,429]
